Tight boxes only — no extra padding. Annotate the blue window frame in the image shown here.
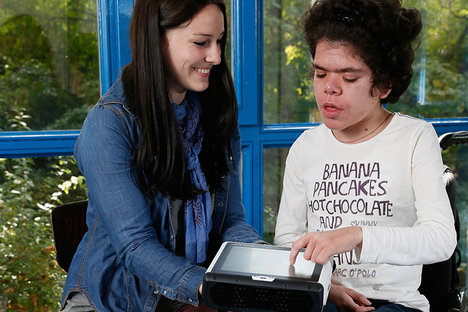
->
[1,0,468,237]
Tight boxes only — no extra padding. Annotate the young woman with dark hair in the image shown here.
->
[61,1,264,311]
[274,0,456,311]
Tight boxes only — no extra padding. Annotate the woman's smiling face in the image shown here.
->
[162,4,224,103]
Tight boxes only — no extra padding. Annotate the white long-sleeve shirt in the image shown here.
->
[274,113,457,312]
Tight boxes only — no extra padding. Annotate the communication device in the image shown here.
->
[202,242,333,312]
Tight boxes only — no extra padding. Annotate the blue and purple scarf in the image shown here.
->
[172,92,212,264]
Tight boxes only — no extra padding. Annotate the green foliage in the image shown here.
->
[263,148,288,244]
[0,0,99,131]
[263,0,317,124]
[391,0,468,115]
[0,0,96,309]
[442,145,468,287]
[0,156,87,311]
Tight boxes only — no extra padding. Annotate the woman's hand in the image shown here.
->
[328,284,375,312]
[289,227,363,265]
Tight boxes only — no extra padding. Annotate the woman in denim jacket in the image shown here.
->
[61,0,264,311]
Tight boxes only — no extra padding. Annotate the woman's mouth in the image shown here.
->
[194,67,210,75]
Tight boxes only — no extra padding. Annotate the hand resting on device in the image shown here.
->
[289,227,363,266]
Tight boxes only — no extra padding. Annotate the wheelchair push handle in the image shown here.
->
[439,131,468,151]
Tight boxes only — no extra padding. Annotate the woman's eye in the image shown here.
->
[315,73,326,79]
[194,41,207,46]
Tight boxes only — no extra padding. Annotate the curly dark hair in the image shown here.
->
[301,0,422,104]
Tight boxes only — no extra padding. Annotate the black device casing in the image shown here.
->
[202,272,325,312]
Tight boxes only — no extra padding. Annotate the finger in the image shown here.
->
[349,296,374,311]
[313,241,334,264]
[345,299,375,312]
[289,236,308,265]
[302,232,320,261]
[349,290,372,306]
[289,247,299,265]
[303,241,315,261]
[309,241,323,263]
[310,237,332,264]
[355,295,372,306]
[315,251,331,265]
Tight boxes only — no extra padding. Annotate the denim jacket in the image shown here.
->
[62,80,264,311]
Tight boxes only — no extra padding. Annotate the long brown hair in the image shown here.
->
[121,0,237,200]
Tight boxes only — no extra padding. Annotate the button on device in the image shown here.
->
[252,275,275,282]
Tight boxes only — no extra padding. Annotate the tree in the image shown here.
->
[0,0,99,130]
[0,0,95,309]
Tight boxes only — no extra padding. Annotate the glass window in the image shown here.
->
[394,0,468,118]
[0,156,87,310]
[0,0,98,308]
[0,0,99,131]
[263,0,468,124]
[442,145,468,288]
[263,147,289,243]
[263,0,313,124]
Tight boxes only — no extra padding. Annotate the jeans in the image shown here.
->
[61,292,94,312]
[62,292,218,312]
[324,299,421,312]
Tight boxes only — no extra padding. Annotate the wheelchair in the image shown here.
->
[418,131,468,312]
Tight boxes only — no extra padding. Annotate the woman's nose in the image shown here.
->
[205,43,221,65]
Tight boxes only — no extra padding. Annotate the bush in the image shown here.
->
[0,156,87,311]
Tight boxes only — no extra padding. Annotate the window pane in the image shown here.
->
[393,0,468,118]
[0,156,87,309]
[263,147,289,244]
[263,0,315,124]
[263,0,468,124]
[0,0,99,131]
[442,145,468,288]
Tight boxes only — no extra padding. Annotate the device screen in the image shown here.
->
[213,244,321,280]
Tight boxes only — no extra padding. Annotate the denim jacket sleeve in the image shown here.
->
[75,103,205,306]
